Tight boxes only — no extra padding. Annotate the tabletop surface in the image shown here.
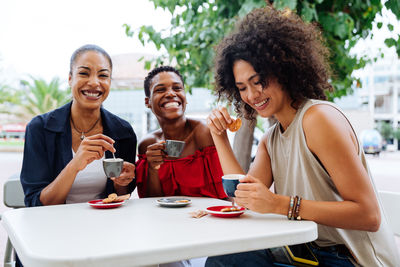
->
[2,197,317,267]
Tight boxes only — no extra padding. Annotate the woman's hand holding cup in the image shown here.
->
[111,161,135,187]
[146,141,166,170]
[234,175,277,214]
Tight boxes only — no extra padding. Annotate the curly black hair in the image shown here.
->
[143,66,185,97]
[214,7,333,119]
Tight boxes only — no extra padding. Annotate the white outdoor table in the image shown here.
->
[2,197,317,267]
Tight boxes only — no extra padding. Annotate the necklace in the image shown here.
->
[70,116,100,140]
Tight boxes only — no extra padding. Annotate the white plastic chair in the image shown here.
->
[378,190,400,236]
[1,173,25,267]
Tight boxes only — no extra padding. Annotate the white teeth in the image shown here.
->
[83,91,101,97]
[164,102,179,108]
[87,93,99,97]
[254,99,268,107]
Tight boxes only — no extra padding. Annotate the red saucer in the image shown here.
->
[88,199,124,209]
[206,206,245,218]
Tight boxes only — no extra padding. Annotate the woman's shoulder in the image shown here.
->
[188,118,214,147]
[189,118,208,133]
[28,114,45,128]
[27,107,61,131]
[302,102,357,151]
[138,130,162,154]
[24,116,47,141]
[29,102,71,128]
[302,102,347,130]
[24,108,66,142]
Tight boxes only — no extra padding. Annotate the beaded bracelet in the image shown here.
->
[294,196,302,221]
[287,196,295,219]
[288,196,303,220]
[290,196,298,220]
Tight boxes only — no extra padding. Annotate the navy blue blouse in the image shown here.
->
[20,102,137,207]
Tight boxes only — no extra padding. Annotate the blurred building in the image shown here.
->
[334,90,374,137]
[358,49,400,150]
[0,123,25,139]
[111,53,155,89]
[342,48,400,150]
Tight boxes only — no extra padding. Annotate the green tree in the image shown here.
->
[376,121,394,140]
[0,84,18,104]
[393,127,400,140]
[0,56,20,115]
[0,56,18,107]
[125,0,400,170]
[17,77,71,118]
[127,0,400,96]
[0,84,20,116]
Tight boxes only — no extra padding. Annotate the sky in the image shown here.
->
[0,0,171,84]
[352,8,400,58]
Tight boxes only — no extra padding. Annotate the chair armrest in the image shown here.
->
[3,173,25,208]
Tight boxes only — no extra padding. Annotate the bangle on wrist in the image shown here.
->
[287,195,303,220]
[287,195,302,221]
[287,196,295,219]
[294,196,302,220]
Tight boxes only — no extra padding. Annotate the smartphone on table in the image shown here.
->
[267,243,319,267]
[285,244,319,266]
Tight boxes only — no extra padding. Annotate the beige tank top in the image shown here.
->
[266,99,400,267]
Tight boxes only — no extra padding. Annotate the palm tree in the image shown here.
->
[0,57,20,111]
[18,76,71,118]
[0,83,21,116]
[0,84,18,104]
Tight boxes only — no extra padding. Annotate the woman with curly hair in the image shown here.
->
[206,7,399,267]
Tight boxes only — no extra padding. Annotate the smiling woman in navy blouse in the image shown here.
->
[20,44,137,208]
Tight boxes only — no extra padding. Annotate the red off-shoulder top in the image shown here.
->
[135,146,227,199]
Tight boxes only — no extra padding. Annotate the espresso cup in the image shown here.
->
[103,158,123,178]
[165,140,185,158]
[222,174,245,197]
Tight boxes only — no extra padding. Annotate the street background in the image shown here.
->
[0,151,399,262]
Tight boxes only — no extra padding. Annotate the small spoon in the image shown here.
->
[228,197,236,207]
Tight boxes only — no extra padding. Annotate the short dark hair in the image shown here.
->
[69,44,112,74]
[214,7,333,119]
[143,66,184,97]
